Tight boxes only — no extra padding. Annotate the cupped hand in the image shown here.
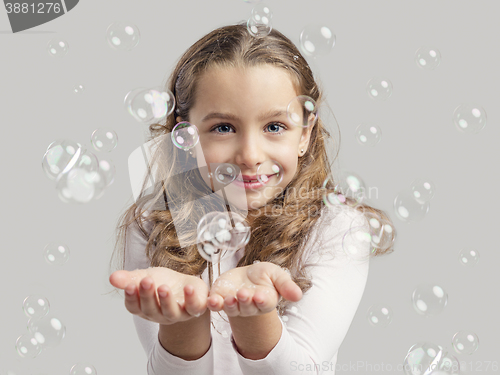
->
[207,262,302,317]
[109,267,209,325]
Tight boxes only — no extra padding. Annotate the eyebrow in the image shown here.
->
[201,109,287,123]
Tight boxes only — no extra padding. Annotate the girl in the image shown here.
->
[109,22,395,374]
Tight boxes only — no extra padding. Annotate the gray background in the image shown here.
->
[1,0,499,374]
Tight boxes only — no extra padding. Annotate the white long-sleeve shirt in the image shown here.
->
[123,204,371,375]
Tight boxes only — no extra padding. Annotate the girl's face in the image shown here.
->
[184,65,314,212]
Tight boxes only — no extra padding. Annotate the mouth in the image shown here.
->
[234,174,276,183]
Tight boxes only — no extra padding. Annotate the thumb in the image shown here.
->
[270,268,302,302]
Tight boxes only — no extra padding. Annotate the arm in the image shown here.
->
[228,205,371,374]
[124,214,214,375]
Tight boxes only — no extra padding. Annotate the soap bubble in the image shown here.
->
[256,160,284,187]
[415,46,442,70]
[287,95,318,128]
[410,178,435,204]
[394,187,430,223]
[367,303,393,327]
[23,295,50,319]
[251,4,272,25]
[458,247,480,267]
[47,38,69,58]
[411,283,448,317]
[43,242,70,266]
[69,363,97,375]
[106,22,140,50]
[91,128,118,152]
[282,303,303,325]
[15,333,42,358]
[335,170,367,204]
[355,123,382,146]
[42,139,83,181]
[367,77,393,100]
[73,84,85,94]
[299,24,335,58]
[171,122,200,150]
[359,209,396,253]
[125,87,175,123]
[27,313,66,348]
[452,331,479,355]
[247,17,272,37]
[404,342,460,375]
[215,163,240,185]
[453,103,487,134]
[322,177,348,209]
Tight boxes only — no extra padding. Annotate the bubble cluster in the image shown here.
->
[355,123,382,146]
[366,77,393,100]
[125,87,175,123]
[247,4,273,37]
[91,128,118,152]
[415,46,442,70]
[197,211,251,263]
[458,247,480,267]
[299,24,335,58]
[43,242,70,266]
[106,22,140,50]
[287,95,318,128]
[411,283,448,317]
[171,122,200,150]
[452,103,487,134]
[47,38,69,58]
[404,342,460,375]
[451,331,479,355]
[367,303,393,327]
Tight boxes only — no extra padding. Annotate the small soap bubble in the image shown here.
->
[106,22,140,50]
[43,242,70,266]
[287,95,318,128]
[42,139,83,181]
[22,295,50,319]
[355,123,382,146]
[394,187,430,223]
[251,4,272,25]
[27,313,66,348]
[453,103,487,134]
[91,128,118,152]
[15,333,42,358]
[69,363,97,375]
[404,342,460,375]
[299,24,335,58]
[247,18,272,37]
[410,178,435,204]
[73,84,85,94]
[415,46,442,70]
[125,87,175,123]
[47,38,69,58]
[367,77,393,101]
[411,283,448,317]
[256,160,284,187]
[335,170,367,204]
[214,163,240,185]
[458,247,480,267]
[367,303,393,327]
[342,224,372,261]
[322,177,348,209]
[452,331,479,355]
[171,122,200,150]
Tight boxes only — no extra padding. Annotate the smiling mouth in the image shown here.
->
[234,174,277,183]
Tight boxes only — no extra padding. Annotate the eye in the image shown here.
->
[210,122,287,135]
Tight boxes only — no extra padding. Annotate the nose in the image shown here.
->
[233,131,266,171]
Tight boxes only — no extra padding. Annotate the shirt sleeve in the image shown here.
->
[229,205,371,375]
[123,212,215,375]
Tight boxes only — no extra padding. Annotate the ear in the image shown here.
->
[298,122,315,156]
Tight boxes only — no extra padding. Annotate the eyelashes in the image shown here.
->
[210,122,287,135]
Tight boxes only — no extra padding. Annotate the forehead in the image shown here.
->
[192,65,299,116]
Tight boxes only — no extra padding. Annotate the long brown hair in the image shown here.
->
[108,22,396,316]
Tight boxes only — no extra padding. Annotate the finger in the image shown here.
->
[157,284,180,320]
[207,294,224,311]
[223,295,240,317]
[236,288,259,317]
[138,277,162,318]
[110,270,132,289]
[124,283,143,316]
[184,285,206,317]
[270,269,302,302]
